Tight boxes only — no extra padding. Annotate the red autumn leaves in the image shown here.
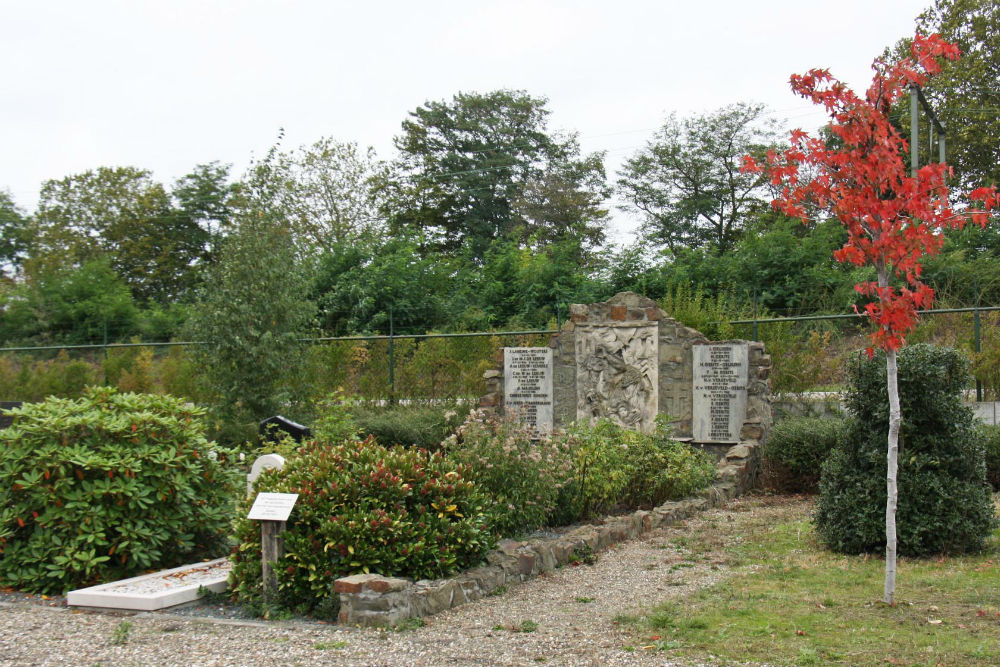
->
[743,33,998,353]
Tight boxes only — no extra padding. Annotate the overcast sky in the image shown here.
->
[4,0,931,241]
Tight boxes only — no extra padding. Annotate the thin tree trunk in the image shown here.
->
[881,264,901,605]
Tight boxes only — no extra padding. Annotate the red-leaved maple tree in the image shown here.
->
[744,33,997,604]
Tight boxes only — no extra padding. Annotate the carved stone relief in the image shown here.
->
[575,323,658,433]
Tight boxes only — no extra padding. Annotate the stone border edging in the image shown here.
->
[334,440,759,627]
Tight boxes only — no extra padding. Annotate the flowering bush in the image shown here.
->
[444,410,572,537]
[229,436,494,617]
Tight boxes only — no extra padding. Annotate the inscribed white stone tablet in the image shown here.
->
[247,492,299,521]
[692,343,749,443]
[503,347,554,435]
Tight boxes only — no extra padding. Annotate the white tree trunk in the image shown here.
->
[881,263,901,605]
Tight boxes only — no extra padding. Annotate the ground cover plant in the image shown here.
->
[0,388,239,594]
[631,495,1000,667]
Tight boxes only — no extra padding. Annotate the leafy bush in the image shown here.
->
[550,419,630,524]
[354,402,471,451]
[229,437,494,617]
[444,411,572,537]
[552,417,716,525]
[980,423,1000,491]
[0,388,239,594]
[816,345,997,556]
[618,416,717,507]
[762,416,849,493]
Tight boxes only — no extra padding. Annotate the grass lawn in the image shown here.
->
[630,494,1000,667]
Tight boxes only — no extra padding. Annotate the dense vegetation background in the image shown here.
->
[0,0,997,435]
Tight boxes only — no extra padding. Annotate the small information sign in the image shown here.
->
[247,492,299,522]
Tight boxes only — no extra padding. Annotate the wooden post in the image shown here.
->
[260,520,286,601]
[247,492,297,603]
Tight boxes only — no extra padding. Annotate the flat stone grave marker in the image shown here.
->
[67,558,230,611]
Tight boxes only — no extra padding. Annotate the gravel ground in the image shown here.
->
[0,497,785,667]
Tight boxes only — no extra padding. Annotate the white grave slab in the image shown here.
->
[504,347,554,435]
[692,343,749,443]
[67,558,230,611]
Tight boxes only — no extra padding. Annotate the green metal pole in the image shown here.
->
[975,308,983,402]
[388,307,396,406]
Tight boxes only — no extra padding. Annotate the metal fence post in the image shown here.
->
[388,308,396,406]
[975,306,982,402]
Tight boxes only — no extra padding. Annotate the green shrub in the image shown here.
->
[762,416,849,493]
[0,388,239,594]
[311,391,361,444]
[550,419,630,524]
[979,423,1000,491]
[444,411,572,537]
[816,345,997,556]
[619,416,717,507]
[354,402,471,451]
[550,418,715,524]
[229,437,494,617]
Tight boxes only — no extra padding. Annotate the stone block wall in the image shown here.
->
[335,465,756,627]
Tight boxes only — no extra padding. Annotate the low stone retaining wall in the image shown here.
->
[335,440,758,627]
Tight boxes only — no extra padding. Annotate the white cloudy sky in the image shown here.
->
[4,0,930,240]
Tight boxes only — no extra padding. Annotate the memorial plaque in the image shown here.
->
[503,347,554,435]
[692,343,749,443]
[247,492,299,522]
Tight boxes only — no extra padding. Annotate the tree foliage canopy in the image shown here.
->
[383,89,609,258]
[618,103,780,254]
[888,0,1000,191]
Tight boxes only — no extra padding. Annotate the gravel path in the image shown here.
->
[0,498,783,667]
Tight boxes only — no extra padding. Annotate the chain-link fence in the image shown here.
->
[0,306,998,404]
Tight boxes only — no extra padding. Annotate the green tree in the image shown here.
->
[171,161,236,265]
[268,137,385,251]
[185,173,315,432]
[617,103,780,254]
[0,259,138,345]
[0,190,29,280]
[31,167,207,303]
[888,0,1000,191]
[383,90,609,259]
[312,233,455,335]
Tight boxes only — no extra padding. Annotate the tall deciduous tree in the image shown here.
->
[383,90,609,259]
[185,147,316,432]
[888,0,1000,191]
[242,137,385,253]
[618,103,780,254]
[172,162,237,264]
[0,190,29,279]
[745,33,997,604]
[31,167,207,303]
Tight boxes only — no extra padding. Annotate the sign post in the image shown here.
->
[247,492,298,601]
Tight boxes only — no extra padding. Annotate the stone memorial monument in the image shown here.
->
[482,292,771,453]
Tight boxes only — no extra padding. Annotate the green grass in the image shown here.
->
[631,495,1000,667]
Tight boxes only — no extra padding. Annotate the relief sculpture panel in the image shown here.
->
[575,324,658,433]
